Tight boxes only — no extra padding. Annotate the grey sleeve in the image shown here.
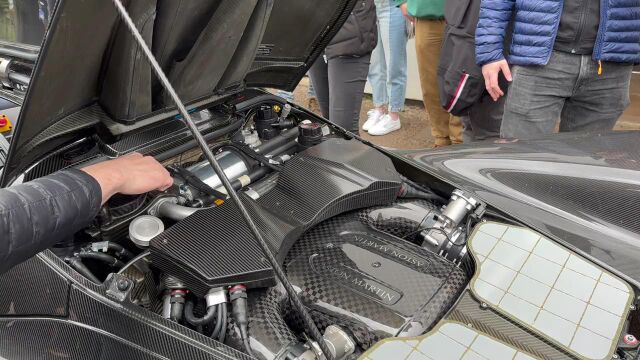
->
[0,169,102,274]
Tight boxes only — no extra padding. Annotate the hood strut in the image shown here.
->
[108,0,332,358]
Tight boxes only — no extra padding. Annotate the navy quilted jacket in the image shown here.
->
[476,0,640,66]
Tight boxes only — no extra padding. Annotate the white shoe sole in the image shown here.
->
[368,122,401,136]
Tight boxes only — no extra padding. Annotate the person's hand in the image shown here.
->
[81,153,173,204]
[482,59,512,101]
[399,3,415,23]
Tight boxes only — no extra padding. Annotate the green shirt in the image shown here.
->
[393,0,445,19]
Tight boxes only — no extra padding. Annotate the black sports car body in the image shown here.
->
[1,1,640,360]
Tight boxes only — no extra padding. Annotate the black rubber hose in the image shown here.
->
[264,141,298,159]
[218,303,228,343]
[92,242,134,261]
[184,301,217,326]
[76,252,125,268]
[0,47,38,61]
[254,127,299,154]
[117,250,150,274]
[65,257,101,283]
[211,304,223,339]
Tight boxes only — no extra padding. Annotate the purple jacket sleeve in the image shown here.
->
[0,169,102,274]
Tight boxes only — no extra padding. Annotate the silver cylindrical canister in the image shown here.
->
[185,149,249,189]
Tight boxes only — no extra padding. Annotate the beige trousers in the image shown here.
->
[415,18,463,145]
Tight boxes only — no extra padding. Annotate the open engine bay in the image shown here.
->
[1,1,638,359]
[26,88,635,360]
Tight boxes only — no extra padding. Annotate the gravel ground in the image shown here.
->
[282,77,640,150]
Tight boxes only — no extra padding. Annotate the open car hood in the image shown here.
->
[2,0,355,184]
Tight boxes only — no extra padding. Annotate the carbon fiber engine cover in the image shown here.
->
[284,213,468,341]
[150,139,402,295]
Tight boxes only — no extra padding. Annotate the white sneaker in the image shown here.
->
[362,109,384,131]
[367,114,401,136]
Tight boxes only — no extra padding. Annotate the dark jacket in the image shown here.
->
[476,0,640,66]
[554,0,600,55]
[438,0,490,115]
[325,0,377,60]
[0,169,101,274]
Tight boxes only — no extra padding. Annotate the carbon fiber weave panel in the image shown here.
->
[150,139,402,294]
[0,255,69,316]
[0,253,253,360]
[284,212,468,343]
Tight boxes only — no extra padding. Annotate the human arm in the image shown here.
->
[394,0,415,23]
[476,0,515,100]
[0,153,171,274]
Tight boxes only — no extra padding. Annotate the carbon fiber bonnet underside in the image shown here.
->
[150,139,402,294]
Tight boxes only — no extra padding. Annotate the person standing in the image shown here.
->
[396,0,462,147]
[362,0,408,136]
[438,0,507,143]
[309,0,377,134]
[477,0,640,139]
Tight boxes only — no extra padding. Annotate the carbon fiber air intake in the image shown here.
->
[149,139,403,295]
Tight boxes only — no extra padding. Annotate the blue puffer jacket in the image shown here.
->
[476,0,640,66]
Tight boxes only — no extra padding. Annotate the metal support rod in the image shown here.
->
[108,1,332,359]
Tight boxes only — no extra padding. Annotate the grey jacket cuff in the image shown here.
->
[0,168,103,274]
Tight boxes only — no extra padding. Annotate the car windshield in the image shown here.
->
[0,0,56,47]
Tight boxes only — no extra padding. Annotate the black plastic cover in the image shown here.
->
[150,139,402,295]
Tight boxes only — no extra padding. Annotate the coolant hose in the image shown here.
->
[227,287,299,360]
[91,241,134,261]
[184,301,218,326]
[76,252,125,268]
[254,127,299,154]
[65,257,101,283]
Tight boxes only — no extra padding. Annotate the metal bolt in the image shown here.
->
[117,279,130,291]
[326,243,334,249]
[371,262,381,268]
[480,302,488,309]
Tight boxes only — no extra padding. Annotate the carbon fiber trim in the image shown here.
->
[0,255,69,316]
[0,318,164,359]
[0,253,253,360]
[226,286,299,360]
[13,103,105,162]
[285,211,468,344]
[150,139,402,295]
[357,200,439,240]
[22,109,239,181]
